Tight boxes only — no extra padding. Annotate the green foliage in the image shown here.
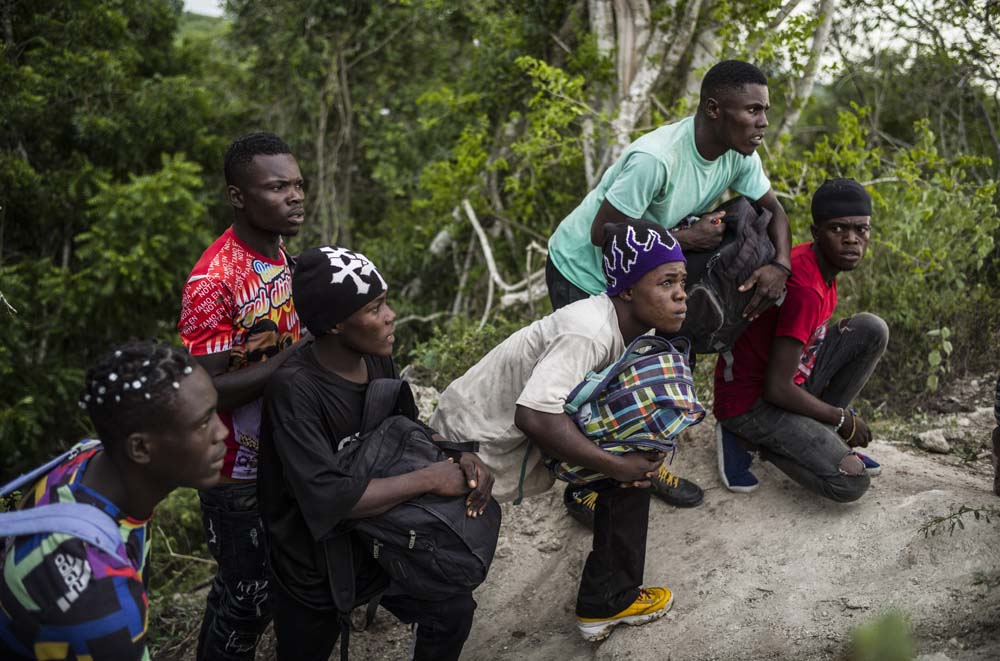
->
[766,107,1000,399]
[148,488,214,594]
[919,504,1000,538]
[0,154,211,473]
[0,1,236,474]
[850,610,914,661]
[925,327,952,392]
[146,489,215,656]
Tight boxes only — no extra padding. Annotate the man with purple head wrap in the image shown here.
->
[431,221,698,642]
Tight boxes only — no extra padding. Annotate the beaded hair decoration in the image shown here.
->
[79,344,195,410]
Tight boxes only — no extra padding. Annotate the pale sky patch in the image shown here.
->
[184,0,224,17]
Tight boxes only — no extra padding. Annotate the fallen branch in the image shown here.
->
[463,199,518,292]
[479,271,495,330]
[157,526,217,566]
[397,311,451,326]
[0,288,17,315]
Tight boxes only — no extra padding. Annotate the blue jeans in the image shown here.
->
[721,313,889,502]
[197,482,272,661]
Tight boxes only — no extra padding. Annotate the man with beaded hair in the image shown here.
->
[713,178,888,500]
[431,220,694,642]
[546,59,793,514]
[0,341,227,660]
[178,132,308,660]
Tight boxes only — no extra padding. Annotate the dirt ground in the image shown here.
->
[162,378,1000,660]
[335,378,1000,661]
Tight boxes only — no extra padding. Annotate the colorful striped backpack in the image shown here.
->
[546,335,706,485]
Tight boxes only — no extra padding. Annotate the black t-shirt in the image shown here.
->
[258,345,396,608]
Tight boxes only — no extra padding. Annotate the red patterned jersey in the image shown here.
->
[178,227,300,480]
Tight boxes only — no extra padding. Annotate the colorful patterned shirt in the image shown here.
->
[178,226,300,480]
[0,444,152,660]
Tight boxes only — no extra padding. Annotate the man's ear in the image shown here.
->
[703,97,721,120]
[125,432,154,466]
[810,223,819,241]
[619,288,634,302]
[227,184,244,210]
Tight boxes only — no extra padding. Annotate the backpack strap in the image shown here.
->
[513,441,534,506]
[360,379,418,434]
[0,501,130,568]
[435,440,479,454]
[1,439,102,498]
[564,335,675,414]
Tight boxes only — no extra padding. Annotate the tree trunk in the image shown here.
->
[610,0,704,154]
[774,0,837,143]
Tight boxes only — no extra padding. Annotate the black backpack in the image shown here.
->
[327,379,501,610]
[676,196,777,354]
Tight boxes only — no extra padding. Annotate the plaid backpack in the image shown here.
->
[546,335,705,485]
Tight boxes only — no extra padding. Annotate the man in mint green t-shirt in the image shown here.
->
[547,60,791,316]
[547,60,792,515]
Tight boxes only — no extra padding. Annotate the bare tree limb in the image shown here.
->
[463,199,518,292]
[478,272,495,330]
[769,0,806,29]
[157,527,217,567]
[774,0,837,143]
[0,288,17,315]
[452,216,476,316]
[610,0,703,153]
[347,16,418,69]
[397,311,451,326]
[974,95,1000,176]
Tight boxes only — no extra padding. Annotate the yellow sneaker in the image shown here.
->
[576,586,673,641]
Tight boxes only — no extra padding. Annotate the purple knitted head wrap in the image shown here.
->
[602,221,686,297]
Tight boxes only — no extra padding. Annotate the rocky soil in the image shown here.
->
[161,377,1000,660]
[350,377,1000,661]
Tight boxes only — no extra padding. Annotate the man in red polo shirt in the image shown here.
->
[713,178,887,501]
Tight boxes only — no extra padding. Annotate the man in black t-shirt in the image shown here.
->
[258,245,494,661]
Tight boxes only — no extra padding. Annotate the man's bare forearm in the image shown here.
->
[514,406,621,475]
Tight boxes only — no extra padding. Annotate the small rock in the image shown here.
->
[843,596,871,610]
[536,539,563,553]
[956,417,971,428]
[916,429,951,454]
[916,653,953,661]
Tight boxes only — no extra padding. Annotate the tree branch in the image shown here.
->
[774,0,837,143]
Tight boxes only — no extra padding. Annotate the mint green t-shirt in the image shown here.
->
[547,116,771,294]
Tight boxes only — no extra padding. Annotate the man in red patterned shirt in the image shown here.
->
[178,132,308,661]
